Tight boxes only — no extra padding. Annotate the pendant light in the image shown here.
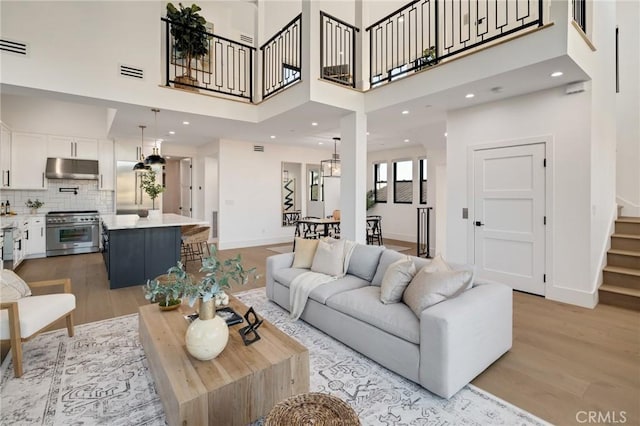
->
[144,108,166,165]
[133,125,151,171]
[321,137,341,177]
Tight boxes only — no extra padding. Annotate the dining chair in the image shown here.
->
[367,216,383,245]
[1,272,76,377]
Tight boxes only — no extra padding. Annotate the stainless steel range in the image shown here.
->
[46,210,100,256]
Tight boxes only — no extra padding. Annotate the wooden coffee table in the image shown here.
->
[139,295,309,426]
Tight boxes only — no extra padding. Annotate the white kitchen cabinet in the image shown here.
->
[26,217,46,258]
[11,132,48,189]
[98,139,115,190]
[12,221,27,269]
[48,135,98,160]
[115,140,155,162]
[1,124,11,188]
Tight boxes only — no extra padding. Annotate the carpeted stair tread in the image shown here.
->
[603,265,640,276]
[599,284,640,297]
[608,249,640,257]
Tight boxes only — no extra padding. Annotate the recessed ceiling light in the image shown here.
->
[465,93,475,99]
[270,135,276,139]
[401,110,409,115]
[318,142,324,145]
[551,71,563,77]
[165,156,172,159]
[182,121,190,125]
[366,132,370,135]
[444,132,448,137]
[169,131,175,135]
[311,122,318,126]
[404,139,410,143]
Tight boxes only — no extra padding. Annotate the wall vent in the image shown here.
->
[0,38,28,56]
[239,33,254,45]
[253,145,264,152]
[211,211,218,238]
[119,64,144,80]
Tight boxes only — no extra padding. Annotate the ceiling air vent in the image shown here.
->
[119,64,144,80]
[0,38,28,56]
[253,145,264,152]
[239,34,254,45]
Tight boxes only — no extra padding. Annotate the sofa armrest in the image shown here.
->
[266,253,294,300]
[418,282,512,398]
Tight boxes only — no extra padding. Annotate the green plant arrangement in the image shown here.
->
[139,169,165,209]
[26,199,44,210]
[166,2,209,86]
[143,245,257,308]
[366,190,376,210]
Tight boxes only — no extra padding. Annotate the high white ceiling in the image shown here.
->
[1,53,588,155]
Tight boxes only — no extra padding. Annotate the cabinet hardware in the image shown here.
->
[475,221,484,227]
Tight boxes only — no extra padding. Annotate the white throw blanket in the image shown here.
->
[289,272,336,320]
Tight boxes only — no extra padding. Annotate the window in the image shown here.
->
[394,160,413,204]
[374,163,387,203]
[309,169,320,201]
[419,158,428,204]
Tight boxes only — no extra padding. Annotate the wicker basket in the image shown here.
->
[265,392,360,426]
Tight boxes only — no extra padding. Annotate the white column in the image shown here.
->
[340,111,367,243]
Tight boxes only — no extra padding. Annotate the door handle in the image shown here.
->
[475,221,484,227]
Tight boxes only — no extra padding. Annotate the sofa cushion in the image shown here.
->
[311,239,346,277]
[309,275,370,304]
[273,268,310,288]
[346,244,385,281]
[380,257,416,304]
[326,286,420,344]
[1,270,32,302]
[292,238,319,269]
[403,269,473,316]
[371,250,406,286]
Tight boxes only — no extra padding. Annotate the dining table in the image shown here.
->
[295,217,340,238]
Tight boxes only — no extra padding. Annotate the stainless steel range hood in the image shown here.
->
[45,158,99,180]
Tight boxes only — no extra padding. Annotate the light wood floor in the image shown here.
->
[7,241,640,426]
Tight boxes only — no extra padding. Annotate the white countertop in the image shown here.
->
[0,213,45,230]
[101,213,209,230]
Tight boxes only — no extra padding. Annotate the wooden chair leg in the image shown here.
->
[6,303,23,377]
[66,311,75,337]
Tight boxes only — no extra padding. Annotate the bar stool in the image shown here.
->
[367,216,383,245]
[181,226,211,267]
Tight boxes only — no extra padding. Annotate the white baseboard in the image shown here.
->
[545,283,598,309]
[218,236,293,250]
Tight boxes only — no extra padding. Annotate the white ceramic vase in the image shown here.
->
[147,209,161,219]
[185,299,229,361]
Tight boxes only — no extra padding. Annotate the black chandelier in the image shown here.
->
[144,108,166,165]
[321,137,341,178]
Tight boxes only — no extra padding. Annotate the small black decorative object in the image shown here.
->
[239,307,263,346]
[217,307,244,326]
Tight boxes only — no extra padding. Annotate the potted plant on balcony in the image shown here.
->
[416,46,437,69]
[139,168,164,217]
[166,2,210,90]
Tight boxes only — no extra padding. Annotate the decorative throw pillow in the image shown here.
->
[421,254,451,273]
[402,269,473,317]
[311,239,346,277]
[380,257,416,304]
[0,269,32,302]
[292,237,319,269]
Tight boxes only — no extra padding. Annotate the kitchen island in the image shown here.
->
[101,213,209,289]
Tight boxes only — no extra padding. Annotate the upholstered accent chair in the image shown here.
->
[0,272,76,377]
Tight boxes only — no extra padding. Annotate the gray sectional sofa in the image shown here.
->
[266,243,513,399]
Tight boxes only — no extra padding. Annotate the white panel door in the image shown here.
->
[473,143,546,295]
[180,159,192,217]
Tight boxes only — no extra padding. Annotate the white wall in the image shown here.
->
[616,0,640,216]
[446,86,600,307]
[367,144,443,246]
[217,139,328,249]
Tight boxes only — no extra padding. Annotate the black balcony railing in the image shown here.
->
[163,18,255,102]
[366,0,543,87]
[320,11,359,88]
[573,0,586,33]
[261,14,302,99]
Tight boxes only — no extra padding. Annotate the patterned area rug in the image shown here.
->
[0,289,550,426]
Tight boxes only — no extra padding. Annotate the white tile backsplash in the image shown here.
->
[1,179,114,215]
